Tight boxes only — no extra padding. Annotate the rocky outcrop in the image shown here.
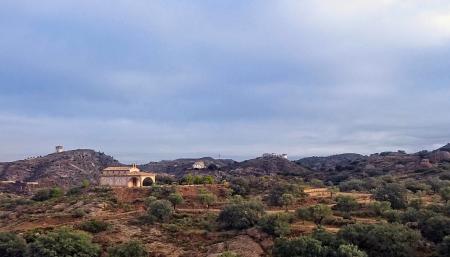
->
[207,228,272,257]
[0,149,120,188]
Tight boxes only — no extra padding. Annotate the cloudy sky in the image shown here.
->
[1,1,450,163]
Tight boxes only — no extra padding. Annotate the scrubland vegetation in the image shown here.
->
[1,150,450,256]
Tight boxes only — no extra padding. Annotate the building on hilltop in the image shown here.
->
[55,145,64,153]
[192,161,206,169]
[100,164,156,188]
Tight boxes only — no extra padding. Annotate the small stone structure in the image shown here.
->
[100,164,156,188]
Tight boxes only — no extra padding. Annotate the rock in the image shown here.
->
[207,235,264,257]
[207,242,226,254]
[260,238,274,251]
[429,151,450,163]
[419,159,433,168]
[227,235,264,257]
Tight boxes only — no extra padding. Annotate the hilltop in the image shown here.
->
[0,149,121,188]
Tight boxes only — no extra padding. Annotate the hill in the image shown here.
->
[0,149,121,188]
[229,155,311,176]
[139,157,236,177]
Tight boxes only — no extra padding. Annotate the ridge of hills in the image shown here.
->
[1,143,450,188]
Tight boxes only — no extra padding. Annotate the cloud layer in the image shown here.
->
[1,1,450,162]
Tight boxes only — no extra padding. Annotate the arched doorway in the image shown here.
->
[142,177,154,187]
[130,177,139,187]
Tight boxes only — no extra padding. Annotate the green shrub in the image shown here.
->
[373,183,408,209]
[273,236,325,257]
[335,196,358,213]
[420,215,450,243]
[77,220,110,233]
[337,244,367,257]
[107,240,147,257]
[218,201,265,230]
[296,204,332,226]
[167,193,184,210]
[0,232,27,257]
[147,200,174,222]
[71,209,87,218]
[258,213,292,237]
[338,223,421,257]
[27,228,100,257]
[32,187,64,201]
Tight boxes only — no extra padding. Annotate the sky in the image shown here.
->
[1,0,450,163]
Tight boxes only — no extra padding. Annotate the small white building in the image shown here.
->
[192,161,206,169]
[55,146,64,153]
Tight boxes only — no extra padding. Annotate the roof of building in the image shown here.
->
[103,166,134,171]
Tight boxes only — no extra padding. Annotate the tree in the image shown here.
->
[373,183,408,209]
[147,200,174,222]
[420,215,450,243]
[27,228,100,257]
[281,193,295,212]
[273,236,325,257]
[218,201,265,230]
[108,240,147,257]
[297,204,332,227]
[267,183,305,207]
[229,177,251,196]
[197,190,216,209]
[440,186,450,203]
[338,223,421,257]
[258,213,292,237]
[335,196,358,213]
[337,244,367,257]
[330,186,340,199]
[0,232,27,257]
[168,193,184,210]
[368,201,392,216]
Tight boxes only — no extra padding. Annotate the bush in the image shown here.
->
[147,200,174,222]
[0,232,27,257]
[77,220,110,233]
[420,215,450,243]
[337,244,367,257]
[437,236,450,257]
[338,223,421,257]
[267,183,305,207]
[218,201,265,230]
[273,236,325,257]
[258,213,292,237]
[32,187,64,201]
[335,196,358,213]
[373,183,408,209]
[168,193,184,210]
[107,240,147,257]
[368,201,392,216]
[27,228,100,257]
[229,178,251,196]
[197,189,216,209]
[296,204,332,226]
[71,208,86,218]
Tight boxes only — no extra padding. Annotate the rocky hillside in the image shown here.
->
[297,144,450,183]
[140,157,236,177]
[229,155,311,176]
[0,150,121,188]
